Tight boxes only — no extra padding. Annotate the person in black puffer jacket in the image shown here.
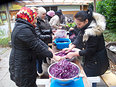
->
[9,7,60,87]
[35,7,53,77]
[35,17,52,44]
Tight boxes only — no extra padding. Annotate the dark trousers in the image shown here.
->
[36,58,43,73]
[36,57,47,73]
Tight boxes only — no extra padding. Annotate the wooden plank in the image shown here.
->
[101,70,116,87]
[6,3,12,36]
[94,0,96,12]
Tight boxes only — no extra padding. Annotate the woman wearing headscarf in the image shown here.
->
[9,7,60,87]
[35,7,53,77]
[63,8,109,77]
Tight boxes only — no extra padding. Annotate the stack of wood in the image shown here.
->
[101,42,116,87]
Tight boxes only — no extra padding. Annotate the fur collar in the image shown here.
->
[83,12,106,41]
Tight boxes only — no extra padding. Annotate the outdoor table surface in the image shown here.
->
[51,45,91,87]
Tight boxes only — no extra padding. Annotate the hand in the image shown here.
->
[72,48,81,52]
[53,35,56,40]
[64,48,81,59]
[63,52,76,59]
[72,48,81,56]
[62,48,72,54]
[54,55,62,61]
[62,43,75,53]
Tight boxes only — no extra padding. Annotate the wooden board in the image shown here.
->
[101,70,116,87]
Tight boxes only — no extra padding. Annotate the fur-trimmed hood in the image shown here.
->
[83,12,106,41]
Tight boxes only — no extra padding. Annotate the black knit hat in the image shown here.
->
[55,10,62,16]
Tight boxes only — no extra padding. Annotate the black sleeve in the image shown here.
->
[40,35,52,41]
[74,28,80,35]
[17,28,53,58]
[41,29,52,35]
[79,36,98,57]
[72,35,80,47]
[35,27,52,41]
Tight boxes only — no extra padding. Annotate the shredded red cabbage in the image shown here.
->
[49,60,79,79]
[55,50,75,57]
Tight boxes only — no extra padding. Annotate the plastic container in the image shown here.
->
[54,38,71,49]
[55,30,67,38]
[48,62,80,85]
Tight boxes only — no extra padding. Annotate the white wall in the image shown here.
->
[58,5,80,11]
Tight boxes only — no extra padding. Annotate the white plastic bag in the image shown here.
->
[55,30,67,38]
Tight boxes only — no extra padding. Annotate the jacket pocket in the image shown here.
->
[94,49,109,75]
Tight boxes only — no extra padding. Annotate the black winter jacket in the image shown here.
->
[9,18,53,87]
[72,12,109,77]
[35,17,52,44]
[45,15,52,22]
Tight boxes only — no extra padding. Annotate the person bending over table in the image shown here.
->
[63,8,109,77]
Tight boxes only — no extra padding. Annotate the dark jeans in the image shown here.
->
[36,58,43,73]
[36,57,47,73]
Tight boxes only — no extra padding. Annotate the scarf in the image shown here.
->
[16,7,37,24]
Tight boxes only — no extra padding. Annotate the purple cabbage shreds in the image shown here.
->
[49,60,79,79]
[55,50,75,57]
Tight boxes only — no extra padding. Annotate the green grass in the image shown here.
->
[0,29,5,36]
[0,28,11,47]
[103,29,116,42]
[0,37,11,47]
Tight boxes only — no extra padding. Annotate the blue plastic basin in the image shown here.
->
[54,38,71,49]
